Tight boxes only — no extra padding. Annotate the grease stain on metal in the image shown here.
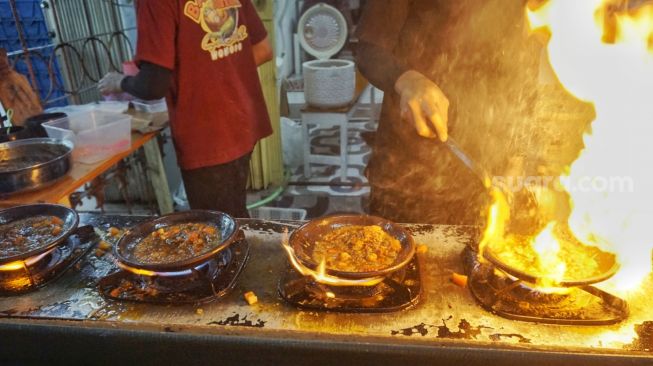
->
[239,221,299,235]
[391,317,493,340]
[436,318,492,340]
[32,300,80,317]
[405,225,435,236]
[0,307,36,317]
[390,322,430,337]
[87,301,142,321]
[208,313,266,328]
[489,333,531,344]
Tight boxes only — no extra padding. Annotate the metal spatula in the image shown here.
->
[443,136,553,235]
[443,137,493,188]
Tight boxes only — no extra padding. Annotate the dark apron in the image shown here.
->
[367,0,593,225]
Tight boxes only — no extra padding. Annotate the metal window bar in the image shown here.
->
[3,0,159,212]
[4,0,136,106]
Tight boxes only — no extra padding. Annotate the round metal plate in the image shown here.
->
[0,138,73,195]
[0,204,79,264]
[482,239,620,287]
[114,210,239,272]
[289,214,416,280]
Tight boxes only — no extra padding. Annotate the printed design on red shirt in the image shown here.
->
[184,0,249,61]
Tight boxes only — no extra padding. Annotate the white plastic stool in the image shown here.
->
[300,84,378,181]
[302,108,353,181]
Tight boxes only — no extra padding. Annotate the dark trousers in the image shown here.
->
[181,152,252,218]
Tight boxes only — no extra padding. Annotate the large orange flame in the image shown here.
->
[531,223,567,287]
[480,1,653,294]
[530,0,653,294]
[514,0,653,294]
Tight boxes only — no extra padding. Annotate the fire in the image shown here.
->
[480,0,653,294]
[0,261,27,272]
[486,0,653,294]
[531,224,567,287]
[478,188,510,258]
[116,261,200,277]
[0,249,56,273]
[529,0,653,295]
[117,262,158,277]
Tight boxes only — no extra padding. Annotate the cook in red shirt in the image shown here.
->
[99,0,273,217]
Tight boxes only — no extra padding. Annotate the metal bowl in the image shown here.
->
[0,204,79,264]
[289,214,416,280]
[114,210,240,272]
[0,138,73,195]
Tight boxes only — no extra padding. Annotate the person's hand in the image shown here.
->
[394,70,449,141]
[98,72,126,95]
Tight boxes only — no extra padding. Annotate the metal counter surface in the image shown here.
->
[0,213,651,365]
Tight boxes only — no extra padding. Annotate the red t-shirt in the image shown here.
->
[135,0,272,170]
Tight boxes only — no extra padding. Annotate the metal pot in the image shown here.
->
[0,138,73,195]
[289,214,416,280]
[482,224,619,287]
[114,210,240,272]
[0,204,79,264]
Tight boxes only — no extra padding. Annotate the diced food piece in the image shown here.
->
[98,241,112,251]
[108,227,121,237]
[451,272,468,287]
[244,291,258,305]
[51,226,62,236]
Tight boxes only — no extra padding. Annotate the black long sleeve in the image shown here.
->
[354,0,411,92]
[355,41,408,93]
[120,61,172,100]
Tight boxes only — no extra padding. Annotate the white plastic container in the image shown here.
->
[133,99,167,114]
[43,110,132,164]
[95,101,130,114]
[303,59,355,108]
